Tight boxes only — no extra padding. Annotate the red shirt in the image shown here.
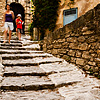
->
[16,19,22,29]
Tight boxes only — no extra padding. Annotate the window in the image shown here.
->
[63,8,78,26]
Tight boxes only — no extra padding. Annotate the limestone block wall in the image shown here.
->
[24,0,32,33]
[42,4,100,78]
[0,0,6,34]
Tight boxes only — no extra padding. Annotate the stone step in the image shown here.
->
[33,57,63,63]
[2,57,63,66]
[0,40,21,43]
[48,70,85,86]
[0,46,26,50]
[0,50,30,54]
[1,72,87,91]
[21,35,31,40]
[4,66,51,77]
[0,36,4,38]
[2,53,53,60]
[27,50,44,54]
[3,61,75,77]
[58,78,100,100]
[0,46,40,50]
[0,90,65,100]
[2,54,33,60]
[22,40,39,46]
[0,43,22,47]
[2,59,38,66]
[1,76,55,91]
[40,61,77,73]
[0,49,44,54]
[23,44,40,50]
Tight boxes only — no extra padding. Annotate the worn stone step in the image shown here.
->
[0,49,30,54]
[40,61,77,73]
[2,53,53,60]
[3,61,75,77]
[33,57,63,63]
[22,40,39,46]
[21,35,31,40]
[0,43,22,47]
[0,40,21,43]
[0,46,40,50]
[0,90,65,100]
[58,78,100,100]
[48,70,85,86]
[0,46,26,50]
[23,44,40,50]
[2,54,33,60]
[3,61,76,77]
[2,57,63,66]
[4,66,52,76]
[1,76,55,91]
[27,50,44,54]
[2,60,38,66]
[0,36,4,39]
[0,49,44,54]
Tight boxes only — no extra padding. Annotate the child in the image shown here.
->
[16,14,23,41]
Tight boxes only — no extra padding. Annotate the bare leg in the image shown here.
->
[16,28,18,37]
[18,32,19,40]
[3,30,8,43]
[18,32,21,41]
[9,30,12,44]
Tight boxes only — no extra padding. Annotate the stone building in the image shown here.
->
[0,0,32,34]
[56,0,100,30]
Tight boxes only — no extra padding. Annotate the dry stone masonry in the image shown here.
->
[0,0,5,33]
[0,35,100,99]
[41,4,100,79]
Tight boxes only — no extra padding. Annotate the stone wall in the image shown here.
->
[0,0,6,35]
[41,4,100,78]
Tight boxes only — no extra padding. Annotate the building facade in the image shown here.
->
[0,0,32,34]
[56,0,100,30]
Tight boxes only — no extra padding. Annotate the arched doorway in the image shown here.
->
[10,2,25,34]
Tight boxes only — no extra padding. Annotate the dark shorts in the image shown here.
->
[17,28,23,33]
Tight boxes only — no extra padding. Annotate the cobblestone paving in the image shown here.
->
[0,35,100,100]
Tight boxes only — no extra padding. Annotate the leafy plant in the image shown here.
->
[98,75,100,79]
[30,0,61,40]
[28,23,34,39]
[89,68,93,75]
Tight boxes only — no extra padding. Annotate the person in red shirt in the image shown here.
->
[16,14,23,41]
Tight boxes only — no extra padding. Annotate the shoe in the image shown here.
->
[9,41,11,44]
[9,42,11,44]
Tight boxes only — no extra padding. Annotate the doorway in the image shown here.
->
[10,2,25,34]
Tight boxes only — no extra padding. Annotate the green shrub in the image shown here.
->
[31,0,61,40]
[28,23,34,38]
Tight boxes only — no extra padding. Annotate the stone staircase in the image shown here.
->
[0,35,100,100]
